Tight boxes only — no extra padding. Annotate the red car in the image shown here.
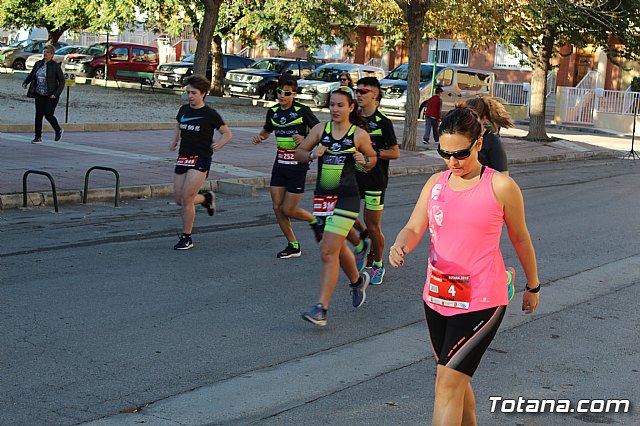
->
[62,42,159,81]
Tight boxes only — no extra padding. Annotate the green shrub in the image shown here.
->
[631,76,640,92]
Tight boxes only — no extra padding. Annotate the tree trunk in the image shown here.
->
[46,26,67,45]
[194,0,222,89]
[400,0,428,151]
[524,24,555,141]
[210,35,224,96]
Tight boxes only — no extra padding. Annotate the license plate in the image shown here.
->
[65,64,76,70]
[297,94,312,100]
[230,86,244,92]
[157,75,168,80]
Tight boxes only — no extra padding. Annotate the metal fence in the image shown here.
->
[493,81,530,106]
[562,88,596,124]
[596,89,640,115]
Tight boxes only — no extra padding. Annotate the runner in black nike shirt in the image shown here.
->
[170,75,233,250]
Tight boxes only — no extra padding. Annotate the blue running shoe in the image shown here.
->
[350,271,370,308]
[370,264,385,285]
[302,303,327,326]
[506,267,516,301]
[354,239,371,273]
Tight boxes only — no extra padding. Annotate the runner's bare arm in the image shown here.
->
[169,125,180,151]
[389,173,441,268]
[494,174,540,313]
[212,124,232,151]
[252,129,271,145]
[354,128,377,170]
[380,145,400,160]
[295,122,324,161]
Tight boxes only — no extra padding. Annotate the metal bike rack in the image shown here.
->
[22,170,59,212]
[83,166,121,207]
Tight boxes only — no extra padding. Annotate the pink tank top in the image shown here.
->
[423,168,508,315]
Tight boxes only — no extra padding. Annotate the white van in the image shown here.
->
[379,64,496,117]
[297,62,385,108]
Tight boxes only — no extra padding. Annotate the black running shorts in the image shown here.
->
[424,303,506,377]
[174,155,212,177]
[270,164,308,194]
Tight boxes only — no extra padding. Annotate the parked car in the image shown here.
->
[62,42,159,81]
[25,45,87,70]
[0,39,68,70]
[224,58,320,100]
[378,63,496,117]
[154,53,254,88]
[296,63,386,108]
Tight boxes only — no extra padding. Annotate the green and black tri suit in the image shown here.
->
[314,122,360,236]
[355,109,398,210]
[264,101,319,192]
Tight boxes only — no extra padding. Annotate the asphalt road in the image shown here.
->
[1,158,639,425]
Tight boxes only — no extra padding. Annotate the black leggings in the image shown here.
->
[34,94,61,138]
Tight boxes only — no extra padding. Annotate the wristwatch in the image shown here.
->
[525,283,541,293]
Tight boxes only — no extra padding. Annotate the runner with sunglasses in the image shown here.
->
[349,77,399,285]
[389,106,540,424]
[296,86,379,326]
[252,76,321,258]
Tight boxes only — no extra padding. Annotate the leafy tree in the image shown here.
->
[363,0,516,150]
[502,0,640,140]
[0,0,92,44]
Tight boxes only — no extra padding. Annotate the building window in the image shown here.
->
[428,39,469,66]
[315,38,344,61]
[494,43,531,70]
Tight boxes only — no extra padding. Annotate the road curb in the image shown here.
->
[0,149,619,211]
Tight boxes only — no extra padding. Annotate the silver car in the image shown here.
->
[0,39,67,70]
[25,45,86,70]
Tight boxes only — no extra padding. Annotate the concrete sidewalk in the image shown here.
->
[0,121,628,210]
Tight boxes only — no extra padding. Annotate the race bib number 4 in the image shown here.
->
[176,155,198,167]
[277,148,297,165]
[313,194,338,216]
[427,265,471,309]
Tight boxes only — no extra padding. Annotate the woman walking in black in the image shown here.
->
[22,44,65,144]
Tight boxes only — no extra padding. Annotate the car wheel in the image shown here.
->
[264,86,277,101]
[93,68,105,80]
[13,59,26,70]
[160,84,169,88]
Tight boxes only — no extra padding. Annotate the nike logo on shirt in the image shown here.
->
[180,115,204,122]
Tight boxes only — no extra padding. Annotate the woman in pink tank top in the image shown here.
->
[389,107,540,425]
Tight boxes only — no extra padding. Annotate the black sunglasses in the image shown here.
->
[437,139,478,160]
[276,88,294,96]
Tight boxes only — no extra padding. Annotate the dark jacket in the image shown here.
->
[23,60,65,98]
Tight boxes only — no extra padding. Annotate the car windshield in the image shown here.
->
[85,44,108,57]
[8,40,30,48]
[386,64,441,83]
[303,66,350,82]
[56,46,73,54]
[250,59,287,73]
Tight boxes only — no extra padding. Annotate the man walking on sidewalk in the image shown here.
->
[423,87,443,145]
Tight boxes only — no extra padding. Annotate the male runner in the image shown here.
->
[252,76,322,258]
[351,77,399,284]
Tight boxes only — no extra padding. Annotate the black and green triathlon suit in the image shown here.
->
[264,101,319,193]
[355,109,398,211]
[313,122,361,237]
